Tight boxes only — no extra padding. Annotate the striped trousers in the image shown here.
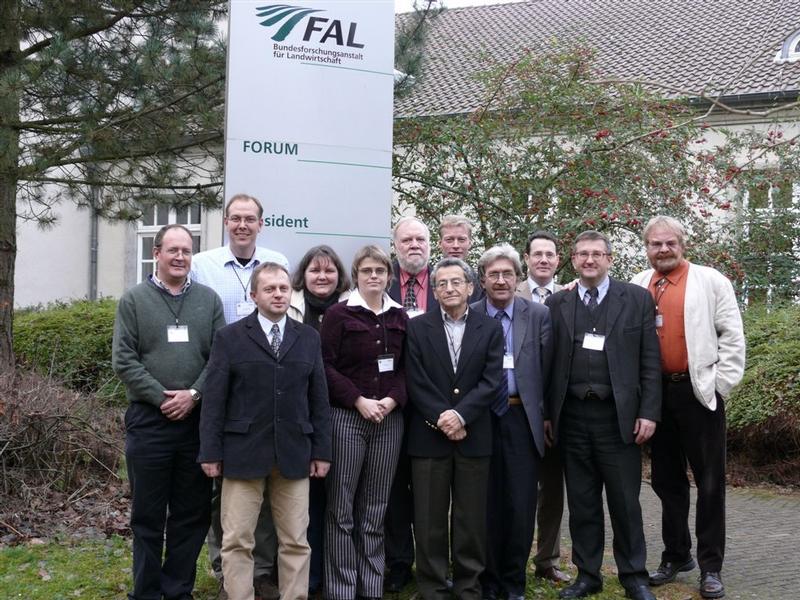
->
[324,407,403,599]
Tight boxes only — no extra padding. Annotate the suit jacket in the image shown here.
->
[405,308,504,458]
[388,261,438,313]
[515,280,563,302]
[545,278,661,444]
[198,311,332,480]
[471,296,553,456]
[631,262,745,409]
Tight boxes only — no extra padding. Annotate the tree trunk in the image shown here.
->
[0,1,20,375]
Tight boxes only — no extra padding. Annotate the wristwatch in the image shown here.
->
[189,389,202,403]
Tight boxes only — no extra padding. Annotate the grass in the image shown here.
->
[0,538,700,600]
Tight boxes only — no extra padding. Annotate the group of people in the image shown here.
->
[112,193,745,600]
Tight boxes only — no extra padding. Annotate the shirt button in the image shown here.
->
[375,324,380,328]
[376,340,381,344]
[453,388,460,395]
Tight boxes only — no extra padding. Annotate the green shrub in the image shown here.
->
[727,303,800,484]
[13,298,124,401]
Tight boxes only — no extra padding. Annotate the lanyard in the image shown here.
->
[157,288,188,326]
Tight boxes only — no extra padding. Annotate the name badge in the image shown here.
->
[377,354,395,373]
[503,354,515,369]
[167,325,189,343]
[655,314,664,328]
[582,332,605,351]
[236,301,255,318]
[406,308,424,319]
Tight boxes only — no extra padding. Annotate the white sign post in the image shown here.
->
[224,0,395,269]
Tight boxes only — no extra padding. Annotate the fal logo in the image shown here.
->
[256,5,365,48]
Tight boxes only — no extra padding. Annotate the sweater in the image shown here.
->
[112,279,226,407]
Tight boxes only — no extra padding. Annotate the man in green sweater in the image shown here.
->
[113,224,226,600]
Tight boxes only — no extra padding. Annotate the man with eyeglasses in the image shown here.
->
[515,230,572,586]
[405,257,504,600]
[545,230,661,600]
[191,193,289,600]
[632,216,744,600]
[472,244,552,600]
[113,224,226,600]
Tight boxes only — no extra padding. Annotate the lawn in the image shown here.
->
[0,537,701,599]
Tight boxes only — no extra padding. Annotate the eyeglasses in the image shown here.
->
[435,278,467,290]
[484,270,516,282]
[358,267,388,276]
[160,247,192,257]
[529,251,557,260]
[573,251,609,261]
[227,216,260,225]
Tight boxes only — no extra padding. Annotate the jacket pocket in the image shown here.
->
[223,419,251,434]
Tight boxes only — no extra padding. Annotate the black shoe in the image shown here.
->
[384,564,413,593]
[625,584,656,600]
[648,557,696,586]
[558,580,603,599]
[699,572,725,599]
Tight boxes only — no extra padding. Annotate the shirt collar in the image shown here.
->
[222,244,257,268]
[257,312,287,340]
[658,259,689,285]
[346,288,402,314]
[150,273,191,295]
[399,267,428,288]
[528,278,555,294]
[577,276,610,300]
[442,306,469,324]
[486,298,515,319]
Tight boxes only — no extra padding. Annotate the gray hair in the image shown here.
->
[392,216,430,242]
[642,215,687,248]
[477,244,523,279]
[573,230,612,255]
[431,257,472,285]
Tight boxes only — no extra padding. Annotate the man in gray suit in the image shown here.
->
[515,230,571,584]
[475,244,553,600]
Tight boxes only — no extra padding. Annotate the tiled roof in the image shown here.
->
[394,0,800,118]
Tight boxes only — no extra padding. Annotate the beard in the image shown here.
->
[398,254,428,275]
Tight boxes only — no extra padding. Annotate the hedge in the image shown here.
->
[13,298,123,402]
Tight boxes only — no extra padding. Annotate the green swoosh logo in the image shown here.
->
[255,5,325,42]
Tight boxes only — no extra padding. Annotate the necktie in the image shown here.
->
[585,287,599,312]
[404,278,418,311]
[492,310,509,416]
[270,323,281,355]
[535,287,550,304]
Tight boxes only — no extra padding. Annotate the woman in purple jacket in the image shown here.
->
[320,245,408,600]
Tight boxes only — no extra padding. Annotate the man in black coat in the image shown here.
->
[406,257,504,600]
[199,262,331,600]
[545,231,660,600]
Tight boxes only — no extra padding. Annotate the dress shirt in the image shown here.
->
[150,273,191,295]
[442,308,469,372]
[485,300,518,396]
[190,245,290,324]
[648,259,689,373]
[399,268,430,313]
[257,313,287,346]
[577,276,610,306]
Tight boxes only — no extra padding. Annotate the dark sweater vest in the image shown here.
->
[568,295,613,400]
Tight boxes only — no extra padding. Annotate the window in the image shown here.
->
[774,29,800,63]
[137,203,202,282]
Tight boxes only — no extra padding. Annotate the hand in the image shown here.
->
[201,462,222,478]
[161,389,195,421]
[562,278,579,292]
[355,396,385,423]
[376,397,398,415]
[633,418,656,445]
[446,427,467,441]
[437,409,463,436]
[544,420,554,447]
[310,460,331,478]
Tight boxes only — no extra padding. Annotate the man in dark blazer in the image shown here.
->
[406,257,504,600]
[384,216,438,592]
[472,244,552,600]
[545,231,660,600]
[199,262,332,600]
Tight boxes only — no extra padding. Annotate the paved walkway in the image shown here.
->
[567,482,800,599]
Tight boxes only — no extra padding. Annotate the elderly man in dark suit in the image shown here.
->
[545,231,661,600]
[405,257,504,600]
[199,262,332,600]
[473,244,552,600]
